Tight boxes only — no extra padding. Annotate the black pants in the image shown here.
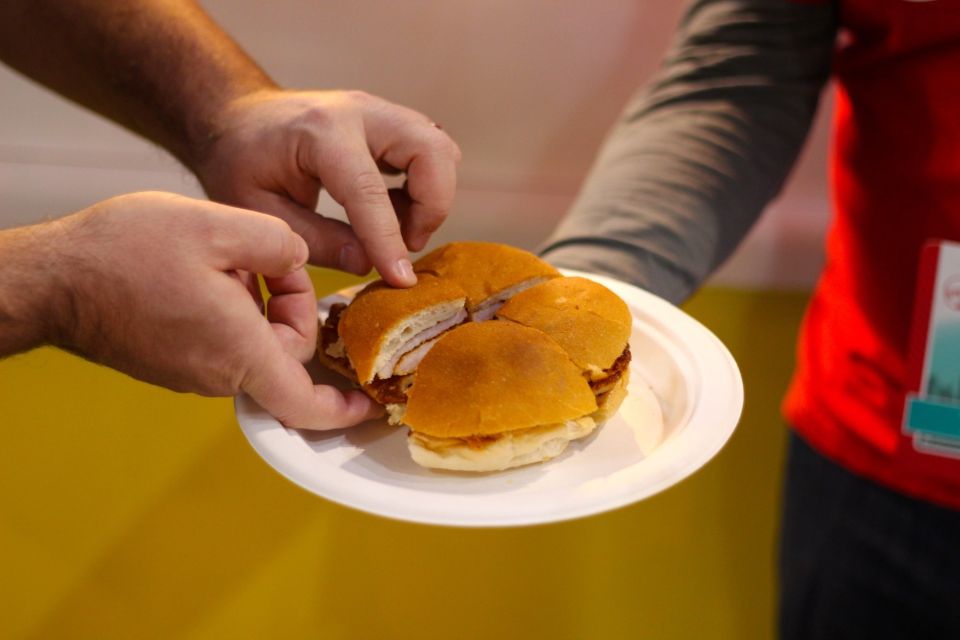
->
[779,432,960,639]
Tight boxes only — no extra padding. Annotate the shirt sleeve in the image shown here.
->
[540,0,838,304]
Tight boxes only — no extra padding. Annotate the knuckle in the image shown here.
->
[265,224,299,267]
[420,126,459,157]
[344,89,373,106]
[226,361,253,394]
[232,343,268,393]
[380,226,405,244]
[411,212,447,237]
[232,366,257,398]
[259,210,294,237]
[188,349,247,396]
[356,220,404,248]
[192,214,226,251]
[198,371,242,397]
[427,127,449,145]
[78,200,114,229]
[408,179,454,213]
[294,105,336,131]
[411,195,450,220]
[358,221,403,248]
[349,171,389,203]
[425,206,450,226]
[438,137,462,163]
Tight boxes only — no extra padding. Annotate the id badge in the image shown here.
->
[903,240,960,457]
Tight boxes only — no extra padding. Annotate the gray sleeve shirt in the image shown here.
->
[540,0,838,304]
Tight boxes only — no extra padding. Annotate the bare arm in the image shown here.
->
[0,222,68,356]
[541,0,838,303]
[0,0,270,168]
[0,0,461,286]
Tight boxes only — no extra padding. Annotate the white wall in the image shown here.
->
[0,1,831,289]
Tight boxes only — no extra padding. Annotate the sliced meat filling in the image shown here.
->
[376,307,468,379]
[469,277,552,321]
[393,336,443,376]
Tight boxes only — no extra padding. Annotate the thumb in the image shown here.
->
[241,323,383,429]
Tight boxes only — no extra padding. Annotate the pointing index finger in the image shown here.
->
[308,138,416,288]
[364,109,461,253]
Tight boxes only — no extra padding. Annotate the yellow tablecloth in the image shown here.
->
[0,269,806,639]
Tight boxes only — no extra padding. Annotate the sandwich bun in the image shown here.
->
[497,276,632,375]
[496,275,634,435]
[413,242,560,319]
[407,372,631,472]
[402,320,599,472]
[403,321,597,437]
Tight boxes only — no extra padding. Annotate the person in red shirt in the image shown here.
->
[543,0,960,637]
[0,0,460,430]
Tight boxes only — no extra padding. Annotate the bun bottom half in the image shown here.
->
[406,371,632,472]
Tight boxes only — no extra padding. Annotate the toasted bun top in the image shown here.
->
[413,242,560,309]
[403,321,597,437]
[497,276,631,371]
[338,274,466,383]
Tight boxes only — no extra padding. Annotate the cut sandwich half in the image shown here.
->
[413,241,561,320]
[496,276,633,418]
[318,273,468,404]
[403,321,601,471]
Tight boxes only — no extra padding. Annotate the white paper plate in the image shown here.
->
[235,270,743,527]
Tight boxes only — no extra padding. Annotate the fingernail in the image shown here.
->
[395,258,416,285]
[339,244,365,275]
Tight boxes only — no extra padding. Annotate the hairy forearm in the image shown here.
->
[0,0,276,169]
[0,222,72,356]
[542,0,838,303]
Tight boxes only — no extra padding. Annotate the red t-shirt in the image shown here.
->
[784,0,960,508]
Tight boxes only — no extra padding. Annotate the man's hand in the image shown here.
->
[0,2,460,287]
[196,89,462,287]
[0,192,380,430]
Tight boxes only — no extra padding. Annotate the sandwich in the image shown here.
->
[317,242,632,472]
[404,321,599,470]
